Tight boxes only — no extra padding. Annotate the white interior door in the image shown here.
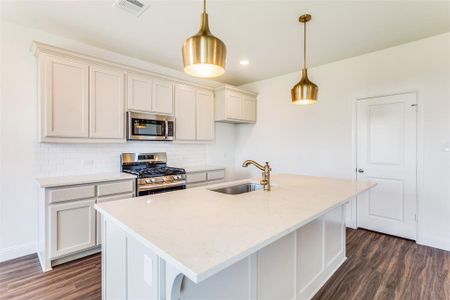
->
[356,92,417,240]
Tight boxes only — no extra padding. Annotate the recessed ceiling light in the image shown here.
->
[240,60,249,66]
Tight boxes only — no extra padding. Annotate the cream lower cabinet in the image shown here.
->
[38,177,135,272]
[174,84,215,141]
[186,168,225,188]
[50,198,96,258]
[215,85,257,123]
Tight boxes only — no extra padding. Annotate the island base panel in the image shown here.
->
[102,205,345,300]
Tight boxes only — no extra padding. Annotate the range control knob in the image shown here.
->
[145,179,150,184]
[150,178,156,183]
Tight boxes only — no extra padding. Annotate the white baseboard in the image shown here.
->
[418,236,450,251]
[0,242,36,263]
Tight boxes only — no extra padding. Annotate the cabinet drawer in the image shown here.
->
[97,192,134,204]
[187,182,208,189]
[97,180,134,197]
[49,185,96,203]
[186,172,207,184]
[207,179,225,185]
[207,170,225,181]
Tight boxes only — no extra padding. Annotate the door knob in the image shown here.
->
[357,168,364,173]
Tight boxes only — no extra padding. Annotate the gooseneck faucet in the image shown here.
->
[242,160,271,191]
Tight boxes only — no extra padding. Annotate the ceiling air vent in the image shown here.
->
[113,0,150,17]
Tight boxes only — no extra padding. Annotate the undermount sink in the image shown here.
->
[210,183,264,195]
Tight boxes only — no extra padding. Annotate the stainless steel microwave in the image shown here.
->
[127,112,175,141]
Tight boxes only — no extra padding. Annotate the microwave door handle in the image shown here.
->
[164,120,169,140]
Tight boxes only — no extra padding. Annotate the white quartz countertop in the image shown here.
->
[36,172,136,188]
[182,165,225,173]
[95,174,375,283]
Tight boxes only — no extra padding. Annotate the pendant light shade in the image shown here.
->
[182,0,226,78]
[291,14,318,105]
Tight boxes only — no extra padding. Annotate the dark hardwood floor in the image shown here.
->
[0,253,101,300]
[313,228,450,300]
[1,229,449,299]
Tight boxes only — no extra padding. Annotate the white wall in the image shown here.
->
[238,33,450,251]
[0,21,237,261]
[1,18,448,262]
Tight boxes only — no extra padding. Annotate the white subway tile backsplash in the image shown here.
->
[36,141,209,177]
[35,123,237,178]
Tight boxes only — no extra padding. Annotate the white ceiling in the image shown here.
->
[2,0,449,85]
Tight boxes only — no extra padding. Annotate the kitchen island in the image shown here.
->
[96,174,375,300]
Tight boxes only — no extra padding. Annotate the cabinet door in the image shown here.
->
[196,90,215,141]
[50,199,96,258]
[241,95,257,122]
[226,91,243,120]
[152,80,174,115]
[174,84,196,140]
[43,55,89,138]
[89,65,125,139]
[127,72,152,112]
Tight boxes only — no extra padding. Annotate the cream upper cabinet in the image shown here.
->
[127,72,152,112]
[34,42,216,143]
[242,95,257,122]
[127,72,174,115]
[152,80,174,115]
[226,91,243,120]
[41,54,89,138]
[174,84,197,140]
[196,89,215,141]
[214,86,257,123]
[174,84,215,142]
[89,65,125,139]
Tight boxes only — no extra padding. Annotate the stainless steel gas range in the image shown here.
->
[121,152,186,196]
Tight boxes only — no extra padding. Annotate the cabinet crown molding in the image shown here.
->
[31,41,215,91]
[214,85,258,97]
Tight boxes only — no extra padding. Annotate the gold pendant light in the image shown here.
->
[291,14,318,105]
[182,0,226,78]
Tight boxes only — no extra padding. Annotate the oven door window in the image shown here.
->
[132,119,165,137]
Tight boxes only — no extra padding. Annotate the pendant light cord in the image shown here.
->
[203,0,206,13]
[303,21,307,69]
